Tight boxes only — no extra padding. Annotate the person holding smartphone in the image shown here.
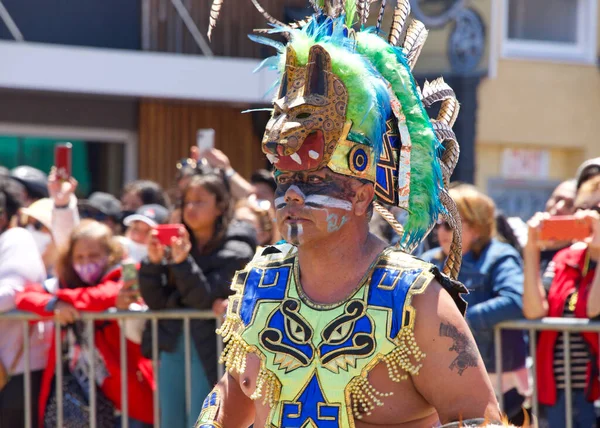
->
[138,171,256,428]
[523,175,600,428]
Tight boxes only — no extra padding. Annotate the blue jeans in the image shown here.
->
[543,389,596,428]
[159,334,211,427]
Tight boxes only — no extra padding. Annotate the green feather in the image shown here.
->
[345,1,357,28]
[355,32,444,246]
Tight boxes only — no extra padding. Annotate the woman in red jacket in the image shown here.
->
[524,176,600,428]
[15,219,154,428]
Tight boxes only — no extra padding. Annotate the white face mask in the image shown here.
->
[26,225,53,255]
[123,238,148,263]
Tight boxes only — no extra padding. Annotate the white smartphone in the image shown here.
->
[197,129,215,153]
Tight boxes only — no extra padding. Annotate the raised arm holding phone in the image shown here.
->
[523,175,600,428]
[139,172,256,428]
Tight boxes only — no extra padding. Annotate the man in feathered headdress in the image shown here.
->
[196,1,502,427]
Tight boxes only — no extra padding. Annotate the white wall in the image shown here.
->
[0,41,278,103]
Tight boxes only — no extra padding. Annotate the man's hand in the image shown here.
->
[54,300,79,325]
[171,226,192,264]
[148,232,165,264]
[525,211,555,251]
[575,208,600,253]
[48,167,78,207]
[201,148,231,170]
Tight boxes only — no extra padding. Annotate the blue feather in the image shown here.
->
[247,34,285,52]
[254,56,279,73]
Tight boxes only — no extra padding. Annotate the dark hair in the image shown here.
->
[250,169,276,194]
[495,211,522,255]
[0,177,24,223]
[122,180,170,208]
[182,173,232,255]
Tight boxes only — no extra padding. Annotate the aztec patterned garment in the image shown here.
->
[198,244,465,428]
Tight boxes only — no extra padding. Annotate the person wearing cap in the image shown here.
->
[576,157,600,190]
[10,166,49,207]
[78,192,122,234]
[120,204,169,263]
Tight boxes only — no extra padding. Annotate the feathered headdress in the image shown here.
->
[208,0,463,279]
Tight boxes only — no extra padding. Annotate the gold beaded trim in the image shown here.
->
[384,327,426,382]
[347,327,425,420]
[217,313,281,409]
[251,367,279,405]
[219,336,251,375]
[348,376,393,419]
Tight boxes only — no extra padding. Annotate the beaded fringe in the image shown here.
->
[348,327,425,420]
[384,327,426,382]
[217,313,280,408]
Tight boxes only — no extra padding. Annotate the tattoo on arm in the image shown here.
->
[439,322,478,376]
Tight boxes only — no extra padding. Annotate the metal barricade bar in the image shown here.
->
[495,318,600,428]
[54,321,63,428]
[184,317,192,424]
[88,319,97,428]
[120,319,129,428]
[4,312,600,428]
[23,321,31,428]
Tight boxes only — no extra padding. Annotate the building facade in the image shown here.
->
[477,0,600,219]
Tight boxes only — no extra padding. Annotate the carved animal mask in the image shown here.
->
[262,44,348,172]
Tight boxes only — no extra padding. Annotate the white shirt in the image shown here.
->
[0,227,50,374]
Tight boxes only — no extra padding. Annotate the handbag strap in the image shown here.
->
[8,324,34,375]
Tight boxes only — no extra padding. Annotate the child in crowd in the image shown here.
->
[16,220,154,428]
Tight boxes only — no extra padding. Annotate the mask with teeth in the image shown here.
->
[262,45,349,174]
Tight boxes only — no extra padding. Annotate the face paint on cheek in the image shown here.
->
[326,213,348,233]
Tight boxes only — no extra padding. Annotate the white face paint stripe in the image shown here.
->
[305,195,353,211]
[288,185,306,199]
[297,223,303,237]
[274,196,286,209]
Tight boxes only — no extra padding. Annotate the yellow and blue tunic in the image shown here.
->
[199,244,466,428]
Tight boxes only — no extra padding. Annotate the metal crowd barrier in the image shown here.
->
[495,317,600,428]
[0,309,222,428]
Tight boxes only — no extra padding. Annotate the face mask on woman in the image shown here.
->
[26,225,53,255]
[73,260,107,285]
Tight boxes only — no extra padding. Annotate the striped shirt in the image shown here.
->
[544,261,591,389]
[552,292,589,389]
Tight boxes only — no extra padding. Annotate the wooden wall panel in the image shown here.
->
[138,101,268,189]
[149,0,310,58]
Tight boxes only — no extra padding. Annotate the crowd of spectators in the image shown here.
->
[0,149,599,427]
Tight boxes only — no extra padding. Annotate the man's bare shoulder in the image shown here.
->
[410,280,501,424]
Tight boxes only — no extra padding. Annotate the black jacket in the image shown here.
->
[139,221,256,385]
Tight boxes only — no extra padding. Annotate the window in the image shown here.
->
[502,0,598,63]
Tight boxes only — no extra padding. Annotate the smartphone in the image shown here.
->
[539,216,592,242]
[155,224,184,246]
[121,262,139,294]
[197,129,215,153]
[54,143,72,180]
